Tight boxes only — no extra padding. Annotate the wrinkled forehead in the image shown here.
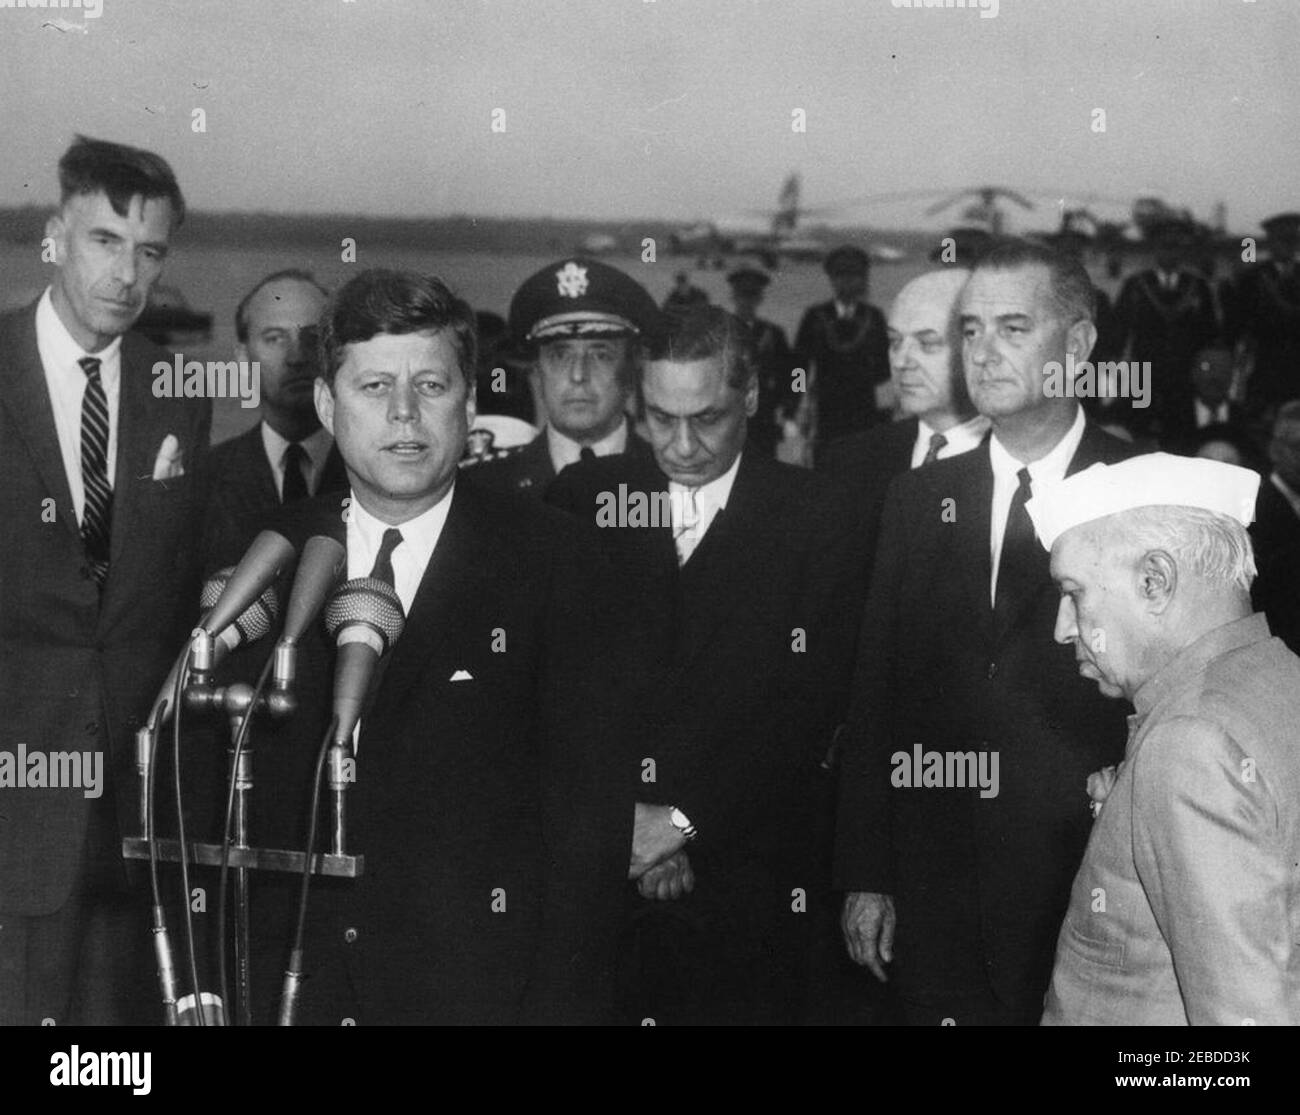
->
[1050,516,1126,580]
[959,263,1055,320]
[62,189,175,233]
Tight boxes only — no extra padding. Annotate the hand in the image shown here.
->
[628,802,687,880]
[637,851,695,901]
[841,891,896,982]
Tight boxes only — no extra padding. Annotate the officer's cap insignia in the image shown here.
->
[556,262,589,299]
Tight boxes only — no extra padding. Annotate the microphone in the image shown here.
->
[322,578,406,747]
[273,536,347,690]
[147,569,282,730]
[200,530,296,643]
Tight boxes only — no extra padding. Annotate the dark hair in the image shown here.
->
[235,269,329,342]
[58,135,186,226]
[641,305,756,390]
[319,269,478,387]
[972,237,1096,325]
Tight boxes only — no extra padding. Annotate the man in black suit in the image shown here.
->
[1114,222,1219,438]
[0,136,209,1024]
[465,258,658,498]
[220,269,631,1024]
[548,306,862,1024]
[835,239,1136,1025]
[794,245,890,455]
[202,270,347,567]
[726,266,793,457]
[1252,401,1300,654]
[820,268,990,570]
[1225,213,1300,414]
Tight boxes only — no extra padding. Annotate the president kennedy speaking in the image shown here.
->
[216,269,631,1024]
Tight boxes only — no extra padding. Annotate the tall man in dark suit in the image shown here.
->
[835,239,1136,1025]
[465,258,658,498]
[1252,401,1300,655]
[820,268,990,570]
[794,245,890,456]
[226,269,630,1024]
[1113,223,1219,440]
[1224,213,1300,414]
[202,270,347,567]
[548,306,862,1024]
[0,136,209,1024]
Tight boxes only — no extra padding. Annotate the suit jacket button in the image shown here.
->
[343,927,358,944]
[987,661,998,679]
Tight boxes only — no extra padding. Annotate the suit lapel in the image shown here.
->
[956,443,997,646]
[0,304,80,544]
[365,485,493,727]
[990,420,1113,644]
[676,454,770,666]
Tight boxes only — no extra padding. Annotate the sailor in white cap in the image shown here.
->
[1032,452,1300,1025]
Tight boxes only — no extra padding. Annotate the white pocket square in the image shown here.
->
[449,669,473,682]
[151,434,185,480]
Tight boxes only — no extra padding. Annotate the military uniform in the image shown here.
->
[727,267,794,456]
[462,257,658,499]
[794,246,889,448]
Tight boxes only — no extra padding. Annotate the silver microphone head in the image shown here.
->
[202,567,281,647]
[323,577,405,653]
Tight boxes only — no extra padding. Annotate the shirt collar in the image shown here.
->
[260,421,334,472]
[36,286,123,370]
[347,484,455,582]
[988,405,1086,486]
[546,417,629,472]
[1131,613,1272,723]
[916,414,990,458]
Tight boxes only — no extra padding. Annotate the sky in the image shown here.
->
[1,0,1297,233]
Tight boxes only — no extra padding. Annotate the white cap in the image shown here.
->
[1025,453,1260,550]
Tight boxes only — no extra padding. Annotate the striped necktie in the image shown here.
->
[79,356,113,588]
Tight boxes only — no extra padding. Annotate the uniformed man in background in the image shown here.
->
[466,257,658,498]
[726,266,793,457]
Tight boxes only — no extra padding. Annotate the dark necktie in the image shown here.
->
[921,431,948,466]
[994,467,1035,622]
[78,356,113,588]
[370,527,403,589]
[281,442,309,503]
[579,446,597,464]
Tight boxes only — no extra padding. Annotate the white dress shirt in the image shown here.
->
[35,287,122,525]
[911,414,991,469]
[546,418,629,474]
[261,422,335,498]
[345,485,454,617]
[669,452,743,565]
[988,407,1086,605]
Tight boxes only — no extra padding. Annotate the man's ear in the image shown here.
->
[1066,318,1098,365]
[464,373,477,429]
[44,212,66,265]
[314,377,335,435]
[743,375,759,418]
[1138,549,1177,612]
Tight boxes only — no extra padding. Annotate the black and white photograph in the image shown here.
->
[0,0,1296,1090]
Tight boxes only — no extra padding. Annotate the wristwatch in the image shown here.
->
[668,805,698,842]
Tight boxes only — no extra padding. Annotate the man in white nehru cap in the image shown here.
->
[1030,453,1300,1025]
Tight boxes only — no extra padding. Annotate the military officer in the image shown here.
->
[465,257,658,498]
[727,266,793,456]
